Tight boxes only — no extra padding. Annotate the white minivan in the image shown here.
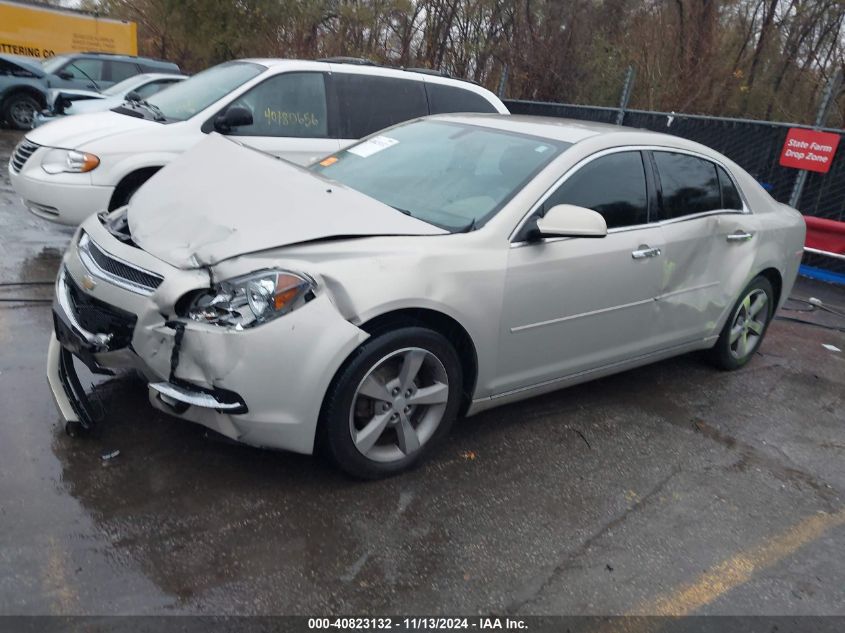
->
[9,59,508,225]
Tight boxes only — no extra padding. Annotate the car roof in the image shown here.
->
[240,58,481,86]
[131,72,187,80]
[71,52,176,65]
[430,113,702,147]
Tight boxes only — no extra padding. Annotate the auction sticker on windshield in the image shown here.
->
[348,135,399,158]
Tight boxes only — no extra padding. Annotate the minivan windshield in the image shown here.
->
[311,120,569,231]
[135,61,263,121]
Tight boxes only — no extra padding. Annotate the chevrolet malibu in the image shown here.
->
[48,115,806,478]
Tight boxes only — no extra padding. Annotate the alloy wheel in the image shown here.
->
[10,100,36,128]
[729,288,769,360]
[349,347,449,463]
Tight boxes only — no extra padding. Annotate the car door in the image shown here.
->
[56,58,107,90]
[495,150,666,395]
[331,71,429,150]
[650,151,758,345]
[220,71,340,165]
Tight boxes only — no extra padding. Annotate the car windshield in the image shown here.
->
[41,55,69,74]
[139,61,264,121]
[103,75,147,96]
[311,120,569,231]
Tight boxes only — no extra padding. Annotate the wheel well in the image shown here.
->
[757,267,783,308]
[1,86,46,110]
[359,308,479,415]
[108,167,162,210]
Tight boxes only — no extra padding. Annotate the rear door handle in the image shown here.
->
[632,246,661,259]
[726,230,754,242]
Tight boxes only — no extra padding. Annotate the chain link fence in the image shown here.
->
[503,100,845,278]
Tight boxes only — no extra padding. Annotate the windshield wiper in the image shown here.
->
[127,98,166,122]
[391,206,412,217]
[459,218,477,233]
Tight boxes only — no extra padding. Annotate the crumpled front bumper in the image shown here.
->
[47,220,369,454]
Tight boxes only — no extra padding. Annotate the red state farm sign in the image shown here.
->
[779,128,840,173]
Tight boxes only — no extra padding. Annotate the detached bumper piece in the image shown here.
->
[50,267,137,435]
[150,381,248,414]
[57,347,97,436]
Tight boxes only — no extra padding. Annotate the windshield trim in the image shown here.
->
[310,120,570,233]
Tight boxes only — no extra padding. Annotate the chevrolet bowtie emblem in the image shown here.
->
[81,274,97,291]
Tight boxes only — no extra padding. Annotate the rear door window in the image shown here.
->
[334,73,428,139]
[108,61,140,82]
[226,72,329,138]
[426,83,497,114]
[653,152,721,219]
[543,151,649,229]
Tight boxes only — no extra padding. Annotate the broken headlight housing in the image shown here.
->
[186,269,315,329]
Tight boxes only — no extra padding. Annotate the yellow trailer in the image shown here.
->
[0,0,137,59]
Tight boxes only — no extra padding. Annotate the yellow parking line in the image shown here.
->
[629,508,845,616]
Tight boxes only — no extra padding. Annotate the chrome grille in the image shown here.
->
[78,233,164,295]
[10,139,39,173]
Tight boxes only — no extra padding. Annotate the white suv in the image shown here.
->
[9,59,508,225]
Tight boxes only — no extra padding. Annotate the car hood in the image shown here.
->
[128,134,448,269]
[0,54,45,77]
[67,96,121,115]
[27,110,157,149]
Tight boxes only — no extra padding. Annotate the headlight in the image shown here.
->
[186,269,315,329]
[41,148,100,174]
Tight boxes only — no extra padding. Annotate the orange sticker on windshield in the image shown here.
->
[320,156,339,167]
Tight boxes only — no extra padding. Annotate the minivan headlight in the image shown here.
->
[185,270,315,329]
[41,148,100,174]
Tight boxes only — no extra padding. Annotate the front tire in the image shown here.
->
[3,93,40,130]
[321,327,463,479]
[709,275,775,370]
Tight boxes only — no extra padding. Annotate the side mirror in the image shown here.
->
[530,204,607,240]
[57,70,74,80]
[214,106,253,133]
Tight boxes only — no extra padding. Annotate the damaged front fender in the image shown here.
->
[139,293,369,454]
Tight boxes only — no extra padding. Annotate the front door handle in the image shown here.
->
[726,230,754,243]
[632,246,661,259]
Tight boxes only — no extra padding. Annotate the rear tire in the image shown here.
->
[708,275,775,370]
[320,327,463,479]
[3,93,40,130]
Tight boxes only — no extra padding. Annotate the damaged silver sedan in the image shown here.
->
[48,115,806,477]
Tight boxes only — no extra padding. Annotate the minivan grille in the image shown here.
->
[10,139,39,173]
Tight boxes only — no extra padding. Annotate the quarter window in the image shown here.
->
[426,83,497,114]
[226,72,328,138]
[543,151,649,229]
[717,166,743,210]
[334,74,429,139]
[653,152,721,219]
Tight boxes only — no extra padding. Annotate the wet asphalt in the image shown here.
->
[0,128,843,616]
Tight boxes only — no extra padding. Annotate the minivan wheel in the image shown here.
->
[3,93,40,130]
[709,276,774,370]
[321,327,463,479]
